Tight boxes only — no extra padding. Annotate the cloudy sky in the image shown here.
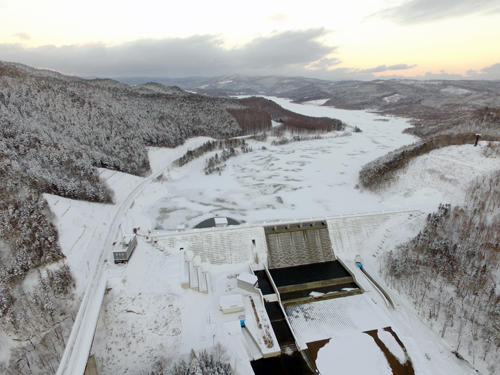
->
[1,0,499,80]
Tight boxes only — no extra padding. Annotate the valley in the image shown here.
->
[42,98,498,374]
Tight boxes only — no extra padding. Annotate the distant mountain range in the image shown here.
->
[121,74,500,138]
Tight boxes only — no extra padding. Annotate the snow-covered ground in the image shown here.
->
[380,143,500,211]
[47,98,499,374]
[313,211,478,375]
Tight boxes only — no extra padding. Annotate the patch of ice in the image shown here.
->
[377,329,407,364]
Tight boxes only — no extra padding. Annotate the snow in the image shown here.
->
[377,329,407,364]
[48,98,498,375]
[323,211,478,375]
[138,97,421,233]
[237,272,257,286]
[148,137,214,173]
[0,333,13,364]
[380,143,500,210]
[271,120,281,128]
[317,333,392,374]
[215,217,229,226]
[43,194,112,294]
[91,241,279,374]
[52,137,221,375]
[286,292,392,343]
[223,321,257,374]
[383,93,404,103]
[441,86,471,95]
[220,294,244,313]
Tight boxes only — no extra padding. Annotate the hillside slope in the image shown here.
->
[383,172,499,374]
[0,61,243,285]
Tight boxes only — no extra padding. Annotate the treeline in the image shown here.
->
[359,133,500,190]
[271,134,322,145]
[383,172,499,373]
[204,142,252,175]
[175,138,250,167]
[282,117,343,133]
[146,345,233,375]
[226,108,271,134]
[238,96,345,133]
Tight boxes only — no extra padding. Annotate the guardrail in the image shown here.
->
[355,259,395,309]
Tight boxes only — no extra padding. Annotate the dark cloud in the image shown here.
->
[236,29,331,69]
[2,30,496,81]
[373,0,500,24]
[422,70,471,80]
[361,63,417,73]
[467,62,500,80]
[0,29,336,78]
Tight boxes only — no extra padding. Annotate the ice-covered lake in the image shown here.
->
[138,98,417,231]
[135,97,497,232]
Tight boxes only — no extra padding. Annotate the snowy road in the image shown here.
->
[56,138,214,375]
[56,168,165,374]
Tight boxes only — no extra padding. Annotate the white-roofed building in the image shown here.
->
[237,272,258,291]
[220,294,245,314]
[215,217,229,227]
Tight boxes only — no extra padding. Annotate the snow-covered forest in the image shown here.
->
[0,61,245,283]
[146,346,233,375]
[383,171,499,373]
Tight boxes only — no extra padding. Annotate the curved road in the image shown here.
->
[56,140,208,375]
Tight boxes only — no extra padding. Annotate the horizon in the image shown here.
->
[4,60,500,86]
[1,0,500,80]
[4,60,500,83]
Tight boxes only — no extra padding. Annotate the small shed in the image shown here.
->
[237,272,258,291]
[215,217,229,227]
[219,294,244,314]
[113,235,137,264]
